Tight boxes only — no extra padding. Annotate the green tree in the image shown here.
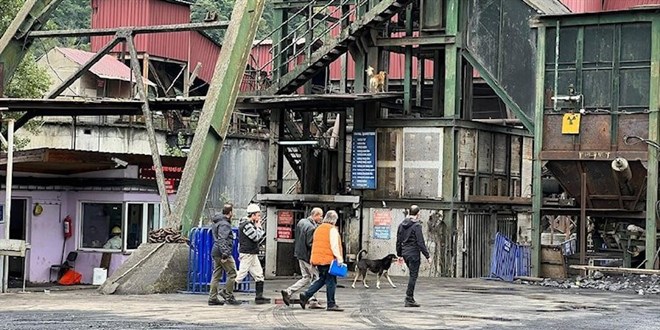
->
[190,0,275,43]
[1,0,51,149]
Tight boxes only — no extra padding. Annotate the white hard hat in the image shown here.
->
[246,203,261,214]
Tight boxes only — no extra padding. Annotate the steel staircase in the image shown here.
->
[245,0,412,183]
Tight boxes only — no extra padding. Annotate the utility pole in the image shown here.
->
[1,118,14,293]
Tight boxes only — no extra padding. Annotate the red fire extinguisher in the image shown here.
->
[63,216,73,239]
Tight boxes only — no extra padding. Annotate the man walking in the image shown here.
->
[235,203,270,304]
[299,210,344,312]
[396,205,430,307]
[208,204,241,306]
[281,207,324,309]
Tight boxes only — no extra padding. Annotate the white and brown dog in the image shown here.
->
[366,66,386,93]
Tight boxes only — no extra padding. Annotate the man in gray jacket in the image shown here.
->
[281,207,324,309]
[208,204,241,306]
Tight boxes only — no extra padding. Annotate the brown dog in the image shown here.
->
[366,66,386,93]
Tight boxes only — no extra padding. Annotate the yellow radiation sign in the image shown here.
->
[562,113,581,135]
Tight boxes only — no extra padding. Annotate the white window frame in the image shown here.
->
[77,201,125,253]
[123,202,162,251]
[78,201,162,253]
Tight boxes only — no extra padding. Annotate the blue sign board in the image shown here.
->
[351,131,377,190]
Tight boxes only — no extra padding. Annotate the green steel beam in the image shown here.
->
[463,50,534,132]
[534,13,656,28]
[0,0,63,90]
[645,18,660,269]
[172,0,266,233]
[531,26,547,277]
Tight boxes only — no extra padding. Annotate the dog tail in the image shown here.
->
[355,249,367,271]
[357,249,367,261]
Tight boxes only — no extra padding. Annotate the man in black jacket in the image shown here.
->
[235,203,269,304]
[396,205,430,307]
[281,207,324,308]
[208,204,240,306]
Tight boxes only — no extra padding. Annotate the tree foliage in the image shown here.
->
[1,0,51,149]
[1,0,52,99]
[190,0,276,43]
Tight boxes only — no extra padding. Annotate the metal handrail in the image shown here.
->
[256,0,363,74]
[287,0,368,65]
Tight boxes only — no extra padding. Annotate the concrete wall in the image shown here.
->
[359,207,441,278]
[17,123,169,155]
[0,189,169,284]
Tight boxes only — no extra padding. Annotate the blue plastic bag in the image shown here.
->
[329,259,348,277]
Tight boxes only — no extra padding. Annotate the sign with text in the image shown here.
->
[138,165,183,194]
[351,131,377,190]
[373,209,392,240]
[277,226,293,239]
[277,210,295,225]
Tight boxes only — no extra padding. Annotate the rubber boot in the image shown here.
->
[254,281,270,305]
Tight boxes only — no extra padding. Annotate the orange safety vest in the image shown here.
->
[310,223,342,266]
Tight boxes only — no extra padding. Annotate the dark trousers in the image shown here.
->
[303,265,337,307]
[403,256,420,299]
[209,256,237,301]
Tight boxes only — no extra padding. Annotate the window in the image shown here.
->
[81,203,123,250]
[80,202,161,252]
[125,203,161,250]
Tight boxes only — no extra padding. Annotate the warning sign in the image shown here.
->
[277,226,293,239]
[277,210,295,225]
[373,210,392,240]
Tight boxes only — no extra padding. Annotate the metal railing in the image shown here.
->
[244,0,371,93]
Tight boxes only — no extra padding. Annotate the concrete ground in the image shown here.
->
[1,276,659,329]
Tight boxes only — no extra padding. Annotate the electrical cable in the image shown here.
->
[623,135,660,150]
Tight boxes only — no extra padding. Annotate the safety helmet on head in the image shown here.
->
[246,203,261,215]
[111,226,122,235]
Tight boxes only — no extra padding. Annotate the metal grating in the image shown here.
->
[461,212,497,278]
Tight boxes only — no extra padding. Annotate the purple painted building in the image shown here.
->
[0,148,184,284]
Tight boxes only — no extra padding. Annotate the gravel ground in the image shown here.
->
[520,273,660,295]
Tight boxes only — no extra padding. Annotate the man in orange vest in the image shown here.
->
[299,210,344,312]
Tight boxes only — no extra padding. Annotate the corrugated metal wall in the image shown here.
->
[189,32,220,84]
[206,137,268,219]
[148,0,190,61]
[91,0,153,54]
[604,0,660,10]
[560,0,603,12]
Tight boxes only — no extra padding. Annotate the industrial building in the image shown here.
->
[0,0,659,288]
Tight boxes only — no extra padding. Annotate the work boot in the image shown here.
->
[281,290,291,306]
[299,293,309,310]
[225,295,242,306]
[254,282,270,305]
[208,299,224,306]
[404,297,420,307]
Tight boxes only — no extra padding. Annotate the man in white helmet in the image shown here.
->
[235,203,270,304]
[103,226,122,249]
